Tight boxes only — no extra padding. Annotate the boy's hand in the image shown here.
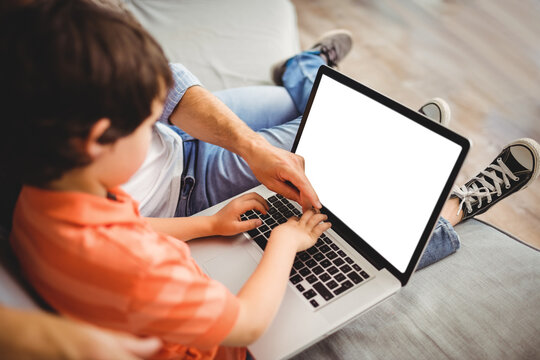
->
[270,209,331,252]
[210,193,269,236]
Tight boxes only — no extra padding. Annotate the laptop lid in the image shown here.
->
[291,66,469,286]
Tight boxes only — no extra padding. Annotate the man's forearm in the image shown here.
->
[168,85,267,159]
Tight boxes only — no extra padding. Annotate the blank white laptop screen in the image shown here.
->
[295,75,462,272]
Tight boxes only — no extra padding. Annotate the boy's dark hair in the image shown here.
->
[0,0,173,187]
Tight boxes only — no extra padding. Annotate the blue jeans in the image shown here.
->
[174,52,460,270]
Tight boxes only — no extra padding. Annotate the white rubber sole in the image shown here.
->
[506,137,540,189]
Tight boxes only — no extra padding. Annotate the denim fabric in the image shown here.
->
[281,50,326,113]
[173,51,460,269]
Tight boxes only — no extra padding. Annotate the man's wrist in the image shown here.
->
[237,132,271,162]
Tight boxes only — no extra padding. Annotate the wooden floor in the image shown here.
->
[292,0,540,249]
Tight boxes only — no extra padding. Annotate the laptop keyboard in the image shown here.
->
[241,194,372,309]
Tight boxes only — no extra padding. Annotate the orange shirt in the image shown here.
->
[10,186,245,360]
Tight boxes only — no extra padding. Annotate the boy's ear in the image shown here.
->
[85,118,111,159]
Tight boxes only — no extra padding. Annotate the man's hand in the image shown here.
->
[0,307,161,360]
[243,140,321,212]
[169,86,321,211]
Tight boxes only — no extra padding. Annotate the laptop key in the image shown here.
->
[334,273,346,282]
[298,252,310,261]
[326,280,338,289]
[320,259,331,268]
[252,235,267,250]
[337,250,346,257]
[305,259,317,268]
[310,299,319,308]
[306,275,317,284]
[296,284,305,292]
[293,208,301,216]
[290,268,296,277]
[247,229,259,238]
[313,282,335,301]
[293,261,304,270]
[313,253,324,261]
[339,264,352,274]
[332,258,345,267]
[268,195,278,203]
[353,264,362,272]
[327,266,338,275]
[312,266,324,275]
[319,273,331,282]
[347,271,363,284]
[345,257,354,264]
[360,271,370,279]
[330,243,339,251]
[299,268,311,277]
[307,247,319,255]
[327,251,338,260]
[290,274,302,284]
[319,245,331,253]
[258,225,269,233]
[333,280,354,296]
[303,289,317,300]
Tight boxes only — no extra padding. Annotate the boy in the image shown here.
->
[1,1,331,359]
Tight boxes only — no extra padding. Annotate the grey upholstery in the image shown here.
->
[1,1,538,359]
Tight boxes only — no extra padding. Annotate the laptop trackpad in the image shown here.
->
[201,245,258,295]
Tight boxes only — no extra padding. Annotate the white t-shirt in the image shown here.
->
[122,122,183,217]
[122,63,201,217]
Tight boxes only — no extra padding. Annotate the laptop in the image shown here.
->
[189,66,470,359]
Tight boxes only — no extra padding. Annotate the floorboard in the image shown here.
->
[292,0,540,248]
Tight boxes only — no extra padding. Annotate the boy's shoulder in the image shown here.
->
[10,186,187,267]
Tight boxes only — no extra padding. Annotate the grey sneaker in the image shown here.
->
[272,29,353,85]
[451,138,540,221]
[418,98,451,127]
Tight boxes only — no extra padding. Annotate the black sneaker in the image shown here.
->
[451,138,540,221]
[418,98,451,127]
[272,29,353,85]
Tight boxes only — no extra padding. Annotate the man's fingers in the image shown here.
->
[282,169,321,210]
[269,180,302,204]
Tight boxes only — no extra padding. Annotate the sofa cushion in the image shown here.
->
[124,0,301,91]
[293,219,540,359]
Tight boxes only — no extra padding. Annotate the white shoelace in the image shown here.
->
[452,157,520,215]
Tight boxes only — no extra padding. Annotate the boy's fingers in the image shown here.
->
[240,192,269,211]
[307,213,327,228]
[298,208,316,225]
[238,218,262,232]
[313,222,332,237]
[237,199,267,216]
